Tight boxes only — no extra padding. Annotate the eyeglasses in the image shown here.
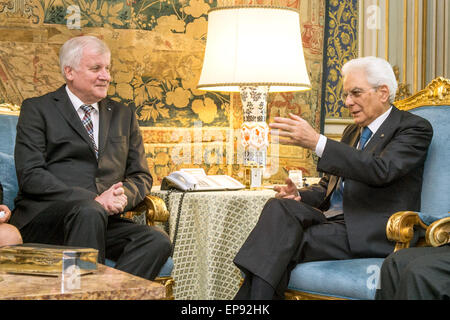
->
[341,86,378,103]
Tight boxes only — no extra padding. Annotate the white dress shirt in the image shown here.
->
[65,86,100,148]
[315,106,392,157]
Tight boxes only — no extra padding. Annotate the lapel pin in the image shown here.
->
[380,134,385,138]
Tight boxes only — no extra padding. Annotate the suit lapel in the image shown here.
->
[98,99,113,158]
[364,106,401,151]
[325,107,401,199]
[326,176,339,198]
[52,85,98,158]
[326,127,360,198]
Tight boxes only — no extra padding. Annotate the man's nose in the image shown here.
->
[344,94,355,107]
[99,68,111,80]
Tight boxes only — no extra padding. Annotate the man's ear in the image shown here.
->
[64,66,74,80]
[378,84,390,103]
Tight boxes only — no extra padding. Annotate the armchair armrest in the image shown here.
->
[386,211,428,252]
[425,216,450,247]
[122,195,169,226]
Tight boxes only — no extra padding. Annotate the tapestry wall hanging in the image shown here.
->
[0,0,326,184]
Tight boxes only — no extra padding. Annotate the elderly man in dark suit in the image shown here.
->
[10,36,171,280]
[233,56,433,299]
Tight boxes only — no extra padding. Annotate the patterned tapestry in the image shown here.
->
[0,0,326,185]
[321,0,358,119]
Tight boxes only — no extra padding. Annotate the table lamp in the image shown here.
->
[197,5,311,185]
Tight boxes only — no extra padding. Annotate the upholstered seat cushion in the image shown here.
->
[105,257,174,278]
[419,211,450,226]
[0,113,18,155]
[0,113,19,209]
[0,152,18,210]
[287,258,384,300]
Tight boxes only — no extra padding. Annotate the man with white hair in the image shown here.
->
[233,56,433,299]
[10,36,172,280]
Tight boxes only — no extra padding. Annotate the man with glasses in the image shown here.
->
[233,56,433,300]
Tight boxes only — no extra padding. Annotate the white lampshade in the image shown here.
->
[197,6,311,93]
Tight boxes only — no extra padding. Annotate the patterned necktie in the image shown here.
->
[359,127,372,150]
[80,104,98,158]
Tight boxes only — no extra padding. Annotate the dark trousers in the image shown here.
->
[233,198,356,299]
[375,245,450,300]
[20,199,172,280]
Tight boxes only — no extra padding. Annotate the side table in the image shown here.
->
[152,188,276,300]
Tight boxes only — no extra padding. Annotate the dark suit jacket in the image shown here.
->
[299,106,433,257]
[10,85,152,230]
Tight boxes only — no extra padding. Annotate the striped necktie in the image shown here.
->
[80,104,98,158]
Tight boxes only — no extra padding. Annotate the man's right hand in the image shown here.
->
[95,182,128,215]
[273,178,301,201]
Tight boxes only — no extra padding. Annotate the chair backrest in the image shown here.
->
[0,106,20,210]
[394,77,450,223]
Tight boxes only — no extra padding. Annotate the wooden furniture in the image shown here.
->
[0,264,166,300]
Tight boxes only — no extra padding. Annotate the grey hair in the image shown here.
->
[342,56,398,103]
[59,35,110,80]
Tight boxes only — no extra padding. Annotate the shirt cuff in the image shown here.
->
[314,134,327,158]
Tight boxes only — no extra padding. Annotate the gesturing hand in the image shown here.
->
[95,182,128,215]
[273,178,301,202]
[269,113,320,150]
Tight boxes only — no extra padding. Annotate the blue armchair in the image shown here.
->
[285,77,450,300]
[0,104,174,299]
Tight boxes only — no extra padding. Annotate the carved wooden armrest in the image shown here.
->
[386,211,428,252]
[425,216,450,247]
[122,195,169,226]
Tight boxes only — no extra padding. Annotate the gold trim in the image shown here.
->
[197,83,312,91]
[414,0,419,93]
[324,118,355,125]
[0,103,21,115]
[434,0,438,77]
[360,0,365,57]
[285,289,346,300]
[153,276,175,300]
[393,77,450,111]
[376,0,379,57]
[422,0,428,89]
[144,194,170,225]
[385,0,389,60]
[403,0,408,84]
[425,216,450,247]
[209,5,300,14]
[386,211,426,252]
[445,0,448,77]
[122,195,169,226]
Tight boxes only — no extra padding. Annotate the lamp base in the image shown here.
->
[239,86,269,168]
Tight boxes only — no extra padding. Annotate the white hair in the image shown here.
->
[342,56,398,103]
[59,36,110,80]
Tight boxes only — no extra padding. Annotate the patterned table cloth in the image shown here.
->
[151,188,276,300]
